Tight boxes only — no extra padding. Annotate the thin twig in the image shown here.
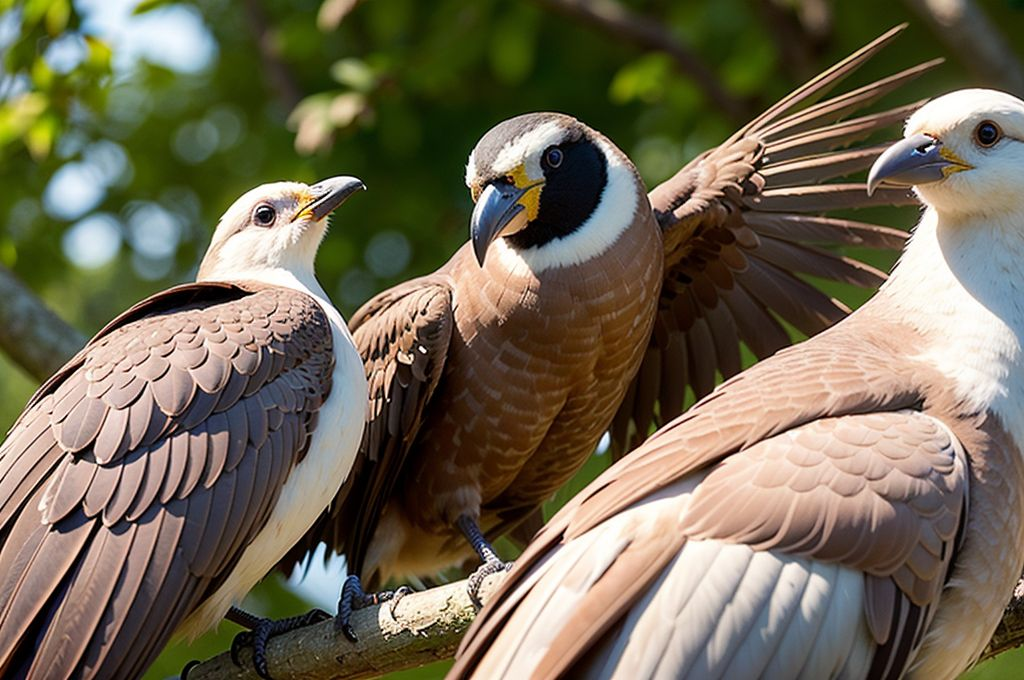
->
[754,0,830,82]
[981,577,1024,662]
[0,265,84,382]
[185,574,505,680]
[241,0,303,111]
[530,0,753,122]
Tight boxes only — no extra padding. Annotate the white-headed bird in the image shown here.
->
[451,89,1024,680]
[285,27,937,633]
[0,177,367,679]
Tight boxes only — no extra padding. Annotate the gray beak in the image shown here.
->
[304,176,366,220]
[867,134,967,195]
[471,178,530,266]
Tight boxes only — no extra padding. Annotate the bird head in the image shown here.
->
[868,89,1024,216]
[464,112,644,269]
[197,176,365,283]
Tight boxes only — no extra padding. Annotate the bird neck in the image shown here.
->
[198,262,327,304]
[878,206,1024,423]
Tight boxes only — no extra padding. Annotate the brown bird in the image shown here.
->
[450,88,1024,679]
[289,26,934,629]
[0,177,367,679]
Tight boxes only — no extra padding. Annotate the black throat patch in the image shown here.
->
[506,139,609,251]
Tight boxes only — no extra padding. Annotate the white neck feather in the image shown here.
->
[202,264,325,300]
[879,207,1024,426]
[490,140,640,274]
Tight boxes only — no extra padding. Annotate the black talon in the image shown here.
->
[386,585,414,617]
[224,606,331,679]
[457,513,513,606]
[336,574,415,642]
[229,630,253,666]
[465,554,513,607]
[180,659,201,679]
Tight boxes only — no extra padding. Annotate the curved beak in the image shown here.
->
[471,178,533,266]
[301,176,366,221]
[867,134,971,196]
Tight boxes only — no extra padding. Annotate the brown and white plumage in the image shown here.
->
[451,90,1024,679]
[0,177,366,678]
[614,28,934,455]
[286,27,934,592]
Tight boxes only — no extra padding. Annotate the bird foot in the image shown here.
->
[228,608,331,680]
[335,574,413,642]
[467,555,513,607]
[180,659,201,680]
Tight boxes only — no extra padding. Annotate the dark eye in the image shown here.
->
[974,121,1002,148]
[542,147,563,169]
[253,204,276,226]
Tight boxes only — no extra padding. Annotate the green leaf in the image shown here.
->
[83,35,113,75]
[609,53,673,105]
[330,58,377,92]
[487,7,538,85]
[30,56,54,91]
[44,0,70,35]
[25,111,59,159]
[132,0,176,15]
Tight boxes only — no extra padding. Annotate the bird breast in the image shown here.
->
[404,214,663,532]
[175,277,366,640]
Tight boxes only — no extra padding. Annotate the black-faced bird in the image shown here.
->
[451,87,1024,679]
[289,26,936,632]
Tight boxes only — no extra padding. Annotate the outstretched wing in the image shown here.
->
[453,401,967,679]
[285,274,454,582]
[0,282,334,679]
[610,25,937,455]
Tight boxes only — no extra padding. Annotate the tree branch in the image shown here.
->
[530,0,753,122]
[184,573,1024,679]
[185,574,504,679]
[241,0,303,112]
[0,265,83,382]
[903,0,1024,96]
[982,578,1024,662]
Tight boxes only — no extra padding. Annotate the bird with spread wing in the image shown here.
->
[451,88,1024,680]
[285,26,937,634]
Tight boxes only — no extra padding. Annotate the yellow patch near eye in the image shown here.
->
[509,164,544,221]
[939,147,974,176]
[294,190,316,220]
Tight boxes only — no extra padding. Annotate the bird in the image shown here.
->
[0,176,367,679]
[449,87,1024,680]
[284,26,936,630]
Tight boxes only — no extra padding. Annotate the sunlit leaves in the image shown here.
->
[0,4,111,162]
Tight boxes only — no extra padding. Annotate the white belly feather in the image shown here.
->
[476,472,876,680]
[175,277,367,640]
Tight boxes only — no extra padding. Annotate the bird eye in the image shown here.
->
[974,121,1002,148]
[252,204,276,226]
[542,147,564,169]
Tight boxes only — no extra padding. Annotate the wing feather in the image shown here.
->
[454,377,967,678]
[282,274,455,582]
[0,282,336,678]
[611,28,936,453]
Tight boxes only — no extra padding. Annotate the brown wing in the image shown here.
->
[452,311,920,671]
[0,282,333,679]
[285,274,454,581]
[453,398,967,678]
[610,25,939,455]
[685,410,966,678]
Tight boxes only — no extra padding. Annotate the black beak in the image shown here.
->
[867,134,967,195]
[470,178,531,266]
[303,176,366,220]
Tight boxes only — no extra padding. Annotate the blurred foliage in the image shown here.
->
[2,0,1024,678]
